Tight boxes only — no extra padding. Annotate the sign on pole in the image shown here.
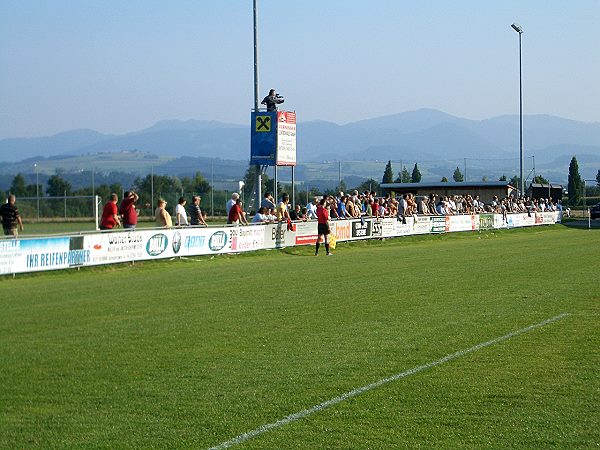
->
[251,110,296,166]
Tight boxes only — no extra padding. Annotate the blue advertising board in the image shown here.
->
[250,111,277,165]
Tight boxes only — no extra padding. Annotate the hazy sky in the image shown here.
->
[1,1,598,139]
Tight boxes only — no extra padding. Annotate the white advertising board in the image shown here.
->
[276,111,296,166]
[1,212,560,275]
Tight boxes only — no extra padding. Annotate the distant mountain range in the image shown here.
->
[1,109,599,184]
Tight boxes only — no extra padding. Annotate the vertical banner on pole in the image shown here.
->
[276,111,297,166]
[251,111,296,167]
[251,111,277,165]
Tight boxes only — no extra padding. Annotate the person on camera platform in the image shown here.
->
[261,89,284,112]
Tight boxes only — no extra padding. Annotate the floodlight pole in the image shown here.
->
[511,23,524,197]
[253,0,263,208]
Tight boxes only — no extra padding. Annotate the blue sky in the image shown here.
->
[1,0,598,139]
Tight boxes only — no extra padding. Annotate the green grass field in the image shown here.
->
[1,226,598,449]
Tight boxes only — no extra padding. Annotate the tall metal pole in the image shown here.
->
[291,166,295,208]
[512,23,524,197]
[253,0,262,207]
[519,30,524,197]
[253,0,259,112]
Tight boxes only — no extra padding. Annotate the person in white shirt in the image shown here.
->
[251,207,270,223]
[226,192,239,216]
[306,197,318,220]
[175,197,189,226]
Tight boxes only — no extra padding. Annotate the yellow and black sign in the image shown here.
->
[255,115,272,132]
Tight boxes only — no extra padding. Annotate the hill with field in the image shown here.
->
[1,110,599,186]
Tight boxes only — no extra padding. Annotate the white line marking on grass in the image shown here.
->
[208,312,569,450]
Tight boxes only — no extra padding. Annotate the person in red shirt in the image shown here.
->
[371,199,380,218]
[227,199,248,225]
[100,193,121,230]
[119,191,139,229]
[315,198,332,256]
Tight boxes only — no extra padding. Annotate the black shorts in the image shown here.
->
[317,223,330,235]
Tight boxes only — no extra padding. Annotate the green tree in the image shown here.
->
[46,174,72,197]
[10,173,27,196]
[509,176,521,189]
[596,169,600,187]
[382,160,394,184]
[481,176,488,182]
[533,175,549,184]
[354,178,380,194]
[395,167,411,183]
[568,156,583,206]
[95,184,111,202]
[453,167,464,182]
[498,174,507,182]
[133,174,182,206]
[441,177,449,182]
[336,179,348,194]
[411,163,422,183]
[182,172,211,195]
[242,164,272,202]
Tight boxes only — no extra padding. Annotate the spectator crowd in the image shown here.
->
[93,189,568,231]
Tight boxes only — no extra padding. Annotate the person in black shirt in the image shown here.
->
[0,194,24,237]
[261,89,284,111]
[188,196,207,226]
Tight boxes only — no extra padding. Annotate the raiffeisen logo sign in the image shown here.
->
[209,231,228,251]
[146,234,169,256]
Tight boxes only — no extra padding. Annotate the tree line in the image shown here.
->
[380,157,600,206]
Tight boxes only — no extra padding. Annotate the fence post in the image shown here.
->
[95,195,100,230]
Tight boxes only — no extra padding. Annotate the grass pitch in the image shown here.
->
[1,226,598,449]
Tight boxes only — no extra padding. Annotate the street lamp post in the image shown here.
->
[511,23,524,197]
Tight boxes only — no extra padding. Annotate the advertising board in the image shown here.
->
[351,219,371,239]
[230,225,265,252]
[371,218,396,238]
[1,212,560,275]
[263,222,297,249]
[479,214,495,230]
[250,111,277,166]
[276,111,296,166]
[448,214,477,232]
[0,236,89,275]
[330,220,352,242]
[295,221,318,245]
[430,217,446,233]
